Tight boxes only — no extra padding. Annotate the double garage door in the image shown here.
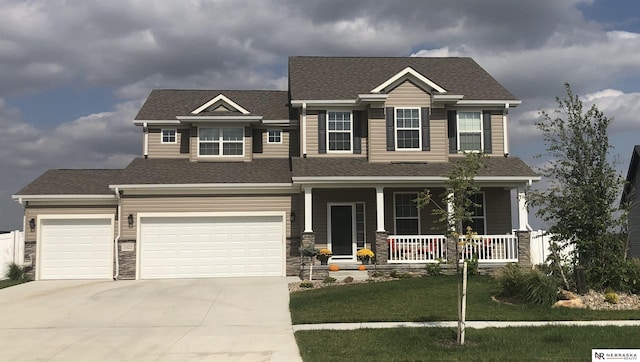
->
[38,215,284,280]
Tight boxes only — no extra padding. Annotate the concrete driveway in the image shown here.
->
[0,277,301,361]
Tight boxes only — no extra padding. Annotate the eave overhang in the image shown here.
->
[109,183,298,195]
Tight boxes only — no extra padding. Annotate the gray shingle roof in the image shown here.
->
[115,158,292,184]
[15,169,121,195]
[289,56,517,101]
[292,157,537,178]
[135,90,290,121]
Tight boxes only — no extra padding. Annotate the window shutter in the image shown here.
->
[353,111,362,154]
[447,110,457,153]
[483,111,492,154]
[386,107,395,151]
[179,128,190,154]
[252,128,263,153]
[421,107,430,151]
[318,110,326,154]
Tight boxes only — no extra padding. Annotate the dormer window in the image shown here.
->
[395,108,420,150]
[327,111,352,152]
[161,129,177,144]
[198,127,244,156]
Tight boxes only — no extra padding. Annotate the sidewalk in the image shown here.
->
[293,320,640,331]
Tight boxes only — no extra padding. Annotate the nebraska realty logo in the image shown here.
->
[593,349,639,361]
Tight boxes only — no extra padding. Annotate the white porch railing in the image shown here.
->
[387,235,447,263]
[387,234,519,264]
[459,234,518,263]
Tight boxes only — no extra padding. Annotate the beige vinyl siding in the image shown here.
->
[304,111,366,158]
[490,111,504,156]
[369,108,447,163]
[484,188,512,234]
[189,126,252,162]
[306,189,377,250]
[147,128,190,159]
[25,206,117,241]
[121,195,293,240]
[253,128,290,158]
[384,80,431,108]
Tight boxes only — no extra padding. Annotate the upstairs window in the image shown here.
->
[396,108,420,149]
[458,111,482,151]
[394,193,419,235]
[161,129,177,144]
[267,129,282,144]
[327,111,352,152]
[199,127,244,156]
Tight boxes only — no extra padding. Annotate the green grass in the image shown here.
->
[290,275,640,324]
[0,279,26,289]
[295,326,640,361]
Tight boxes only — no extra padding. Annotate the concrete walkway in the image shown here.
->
[294,320,640,331]
[0,278,301,361]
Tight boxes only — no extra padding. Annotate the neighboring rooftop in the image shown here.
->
[289,56,517,101]
[15,169,121,195]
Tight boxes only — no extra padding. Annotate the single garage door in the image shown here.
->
[139,215,284,279]
[40,218,113,280]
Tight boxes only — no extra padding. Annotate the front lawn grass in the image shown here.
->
[0,279,26,289]
[290,275,640,324]
[295,326,640,361]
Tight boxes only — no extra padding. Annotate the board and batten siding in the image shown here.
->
[121,195,293,240]
[253,128,290,158]
[24,206,118,241]
[490,111,504,156]
[189,126,252,162]
[147,128,190,159]
[304,111,367,158]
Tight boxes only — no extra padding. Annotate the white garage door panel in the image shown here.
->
[40,219,113,280]
[140,216,284,279]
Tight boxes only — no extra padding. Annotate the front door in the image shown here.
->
[330,205,353,257]
[329,203,366,261]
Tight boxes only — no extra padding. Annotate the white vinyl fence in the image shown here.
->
[529,230,574,265]
[0,230,24,278]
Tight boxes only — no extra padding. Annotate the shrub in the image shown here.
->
[323,276,337,284]
[5,262,25,281]
[465,257,479,276]
[495,264,560,306]
[425,260,442,276]
[604,291,619,304]
[299,281,314,288]
[343,276,354,283]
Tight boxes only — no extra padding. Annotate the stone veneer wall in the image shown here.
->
[116,240,136,280]
[24,240,36,279]
[286,236,302,276]
[516,230,532,268]
[374,231,389,264]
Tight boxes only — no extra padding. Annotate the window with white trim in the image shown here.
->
[161,129,177,144]
[327,111,352,151]
[458,111,482,151]
[198,127,244,156]
[267,129,282,144]
[463,192,486,235]
[394,193,419,235]
[395,108,420,149]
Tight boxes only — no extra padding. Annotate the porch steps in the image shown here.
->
[329,270,369,281]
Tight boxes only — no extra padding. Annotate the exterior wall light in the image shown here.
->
[128,214,134,228]
[290,212,296,223]
[29,218,36,232]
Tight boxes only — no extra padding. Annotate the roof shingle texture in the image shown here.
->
[15,169,121,195]
[289,56,517,101]
[115,158,292,184]
[135,90,290,121]
[292,157,537,178]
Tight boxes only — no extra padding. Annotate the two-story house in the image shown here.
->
[13,56,540,280]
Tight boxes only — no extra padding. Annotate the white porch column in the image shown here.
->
[503,103,510,156]
[304,186,313,232]
[447,191,454,232]
[517,187,528,230]
[302,102,307,157]
[376,186,385,232]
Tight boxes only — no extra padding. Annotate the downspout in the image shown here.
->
[143,122,149,159]
[503,103,510,156]
[302,103,307,157]
[113,187,121,280]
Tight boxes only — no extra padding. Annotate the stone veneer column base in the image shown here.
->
[446,236,457,269]
[516,230,532,268]
[374,231,389,264]
[298,232,316,279]
[116,240,137,280]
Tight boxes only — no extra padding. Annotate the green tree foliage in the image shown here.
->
[528,83,625,290]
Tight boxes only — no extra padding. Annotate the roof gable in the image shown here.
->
[371,66,447,94]
[191,93,250,115]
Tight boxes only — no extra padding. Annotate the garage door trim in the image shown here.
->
[37,214,115,281]
[136,211,287,279]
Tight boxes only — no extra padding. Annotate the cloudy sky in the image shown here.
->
[1,0,639,231]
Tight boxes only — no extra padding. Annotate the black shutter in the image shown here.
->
[252,128,263,153]
[386,107,395,151]
[179,128,190,154]
[483,111,492,154]
[421,107,430,151]
[447,110,457,153]
[353,111,362,154]
[318,110,326,154]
